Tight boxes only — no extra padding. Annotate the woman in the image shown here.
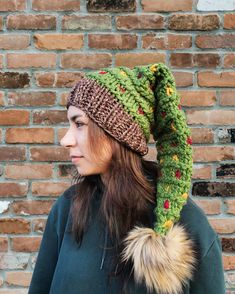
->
[28,63,225,294]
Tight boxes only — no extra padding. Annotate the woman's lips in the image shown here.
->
[71,156,83,163]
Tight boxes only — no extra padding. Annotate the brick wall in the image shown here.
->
[0,0,234,292]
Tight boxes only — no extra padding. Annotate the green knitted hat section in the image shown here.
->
[86,67,155,142]
[86,63,193,236]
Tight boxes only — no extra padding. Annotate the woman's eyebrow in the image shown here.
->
[68,114,86,122]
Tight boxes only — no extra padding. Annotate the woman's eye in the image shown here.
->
[75,122,84,128]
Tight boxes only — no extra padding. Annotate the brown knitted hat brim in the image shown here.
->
[67,77,148,155]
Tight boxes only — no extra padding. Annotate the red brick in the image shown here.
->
[0,182,28,198]
[0,91,4,106]
[223,255,235,270]
[32,0,80,11]
[209,219,235,234]
[8,91,56,106]
[193,146,235,162]
[7,53,56,69]
[198,71,235,87]
[5,164,53,179]
[30,146,69,161]
[168,14,219,30]
[31,182,71,197]
[0,110,29,125]
[60,92,70,106]
[142,0,193,12]
[170,53,220,68]
[88,34,137,49]
[0,72,30,89]
[115,53,166,67]
[11,237,42,252]
[225,200,235,215]
[224,53,235,68]
[0,0,26,11]
[0,218,30,234]
[190,128,214,144]
[5,271,32,287]
[11,200,54,215]
[192,165,212,179]
[7,14,56,30]
[6,128,54,144]
[0,16,3,30]
[87,0,135,12]
[173,72,193,87]
[32,218,46,233]
[0,35,29,49]
[179,90,216,106]
[0,147,26,161]
[194,199,221,215]
[0,237,8,252]
[35,72,84,88]
[33,110,67,125]
[196,34,235,49]
[224,14,235,29]
[142,33,192,50]
[116,14,164,30]
[0,54,3,69]
[34,34,84,50]
[220,91,235,106]
[62,15,111,30]
[61,53,112,69]
[187,110,235,125]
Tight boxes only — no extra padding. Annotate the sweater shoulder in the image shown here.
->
[49,184,76,233]
[179,197,218,259]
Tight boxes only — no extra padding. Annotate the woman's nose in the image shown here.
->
[60,129,76,148]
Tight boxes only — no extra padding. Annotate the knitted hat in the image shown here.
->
[66,63,196,294]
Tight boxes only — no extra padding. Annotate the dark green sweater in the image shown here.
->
[28,183,225,294]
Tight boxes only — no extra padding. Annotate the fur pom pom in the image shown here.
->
[121,224,197,294]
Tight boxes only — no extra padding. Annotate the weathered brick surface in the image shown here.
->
[87,0,136,12]
[31,182,71,196]
[224,14,235,29]
[0,35,29,49]
[7,14,56,30]
[217,165,235,179]
[7,53,56,68]
[192,182,235,197]
[115,53,166,67]
[5,271,32,286]
[88,34,137,49]
[11,200,54,215]
[142,33,192,50]
[193,146,235,162]
[196,34,235,48]
[5,164,53,179]
[62,15,112,30]
[35,72,84,88]
[116,15,164,30]
[168,14,220,30]
[34,34,84,50]
[142,0,193,12]
[170,53,220,68]
[8,91,56,106]
[0,0,234,292]
[0,72,30,88]
[0,182,28,198]
[61,53,112,69]
[0,0,26,11]
[32,0,80,11]
[30,147,70,161]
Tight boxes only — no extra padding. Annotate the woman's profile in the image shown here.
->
[28,63,225,294]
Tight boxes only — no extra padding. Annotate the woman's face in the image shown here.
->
[60,106,112,177]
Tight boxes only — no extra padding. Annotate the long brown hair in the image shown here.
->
[70,117,159,245]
